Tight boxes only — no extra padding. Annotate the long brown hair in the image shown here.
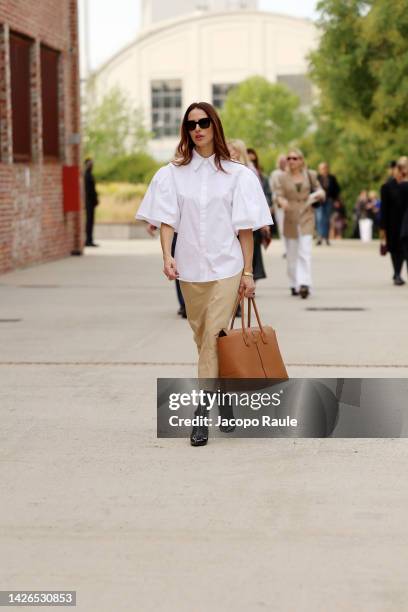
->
[174,102,231,172]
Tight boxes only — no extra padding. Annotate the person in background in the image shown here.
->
[330,199,348,239]
[247,146,274,246]
[316,162,341,245]
[84,158,99,247]
[368,190,381,235]
[227,139,251,167]
[227,140,271,287]
[396,156,408,180]
[274,148,326,298]
[400,161,408,276]
[247,148,273,208]
[380,160,406,285]
[352,190,369,238]
[270,154,287,253]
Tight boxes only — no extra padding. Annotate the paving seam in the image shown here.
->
[0,362,407,368]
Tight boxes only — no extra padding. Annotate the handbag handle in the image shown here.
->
[230,293,250,345]
[230,295,267,344]
[230,293,251,329]
[249,297,267,343]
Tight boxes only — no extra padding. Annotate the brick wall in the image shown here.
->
[0,0,82,274]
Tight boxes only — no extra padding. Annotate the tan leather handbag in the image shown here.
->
[217,295,288,379]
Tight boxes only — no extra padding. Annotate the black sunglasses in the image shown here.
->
[186,118,211,131]
[287,156,299,161]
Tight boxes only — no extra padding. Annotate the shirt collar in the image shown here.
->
[192,148,218,173]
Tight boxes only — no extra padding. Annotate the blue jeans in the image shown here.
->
[316,199,333,239]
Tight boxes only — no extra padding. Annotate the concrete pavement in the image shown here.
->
[1,238,408,611]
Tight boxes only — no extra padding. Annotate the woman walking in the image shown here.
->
[227,140,271,284]
[136,102,273,446]
[247,147,273,212]
[274,149,325,298]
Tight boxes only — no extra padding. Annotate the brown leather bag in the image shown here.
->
[217,295,288,379]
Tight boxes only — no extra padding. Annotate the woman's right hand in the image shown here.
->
[163,255,179,281]
[239,274,256,298]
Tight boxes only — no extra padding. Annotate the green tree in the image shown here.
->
[308,0,408,217]
[220,76,308,155]
[83,87,151,165]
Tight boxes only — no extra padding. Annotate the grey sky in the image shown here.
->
[79,0,318,73]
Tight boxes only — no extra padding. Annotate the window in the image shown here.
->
[212,83,236,109]
[151,80,182,139]
[41,45,60,158]
[10,32,32,161]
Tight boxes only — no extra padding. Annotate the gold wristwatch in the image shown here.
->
[243,271,254,277]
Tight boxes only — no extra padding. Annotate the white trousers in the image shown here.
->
[274,207,286,254]
[284,231,313,289]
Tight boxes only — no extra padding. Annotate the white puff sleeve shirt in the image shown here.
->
[135,148,273,282]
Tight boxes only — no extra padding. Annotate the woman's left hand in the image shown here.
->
[239,274,256,298]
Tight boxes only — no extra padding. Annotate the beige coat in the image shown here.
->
[274,169,325,238]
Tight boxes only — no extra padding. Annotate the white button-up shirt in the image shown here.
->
[135,148,273,282]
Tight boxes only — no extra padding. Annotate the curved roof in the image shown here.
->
[92,10,315,77]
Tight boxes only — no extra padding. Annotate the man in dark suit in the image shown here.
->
[316,162,341,245]
[84,158,99,247]
[399,173,408,279]
[380,162,405,285]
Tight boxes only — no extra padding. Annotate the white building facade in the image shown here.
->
[90,1,318,159]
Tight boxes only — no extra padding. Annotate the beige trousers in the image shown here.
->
[180,270,242,378]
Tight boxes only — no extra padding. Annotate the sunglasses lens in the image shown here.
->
[186,118,211,131]
[287,157,298,161]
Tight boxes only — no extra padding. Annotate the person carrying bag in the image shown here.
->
[135,101,273,447]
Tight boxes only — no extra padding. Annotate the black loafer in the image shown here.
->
[394,277,405,286]
[190,404,209,446]
[177,306,187,318]
[299,285,309,299]
[291,288,299,296]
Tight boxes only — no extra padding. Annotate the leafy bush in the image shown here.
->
[95,182,148,223]
[98,182,147,201]
[94,153,163,184]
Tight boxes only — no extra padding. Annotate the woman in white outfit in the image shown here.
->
[136,102,273,446]
[274,149,325,298]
